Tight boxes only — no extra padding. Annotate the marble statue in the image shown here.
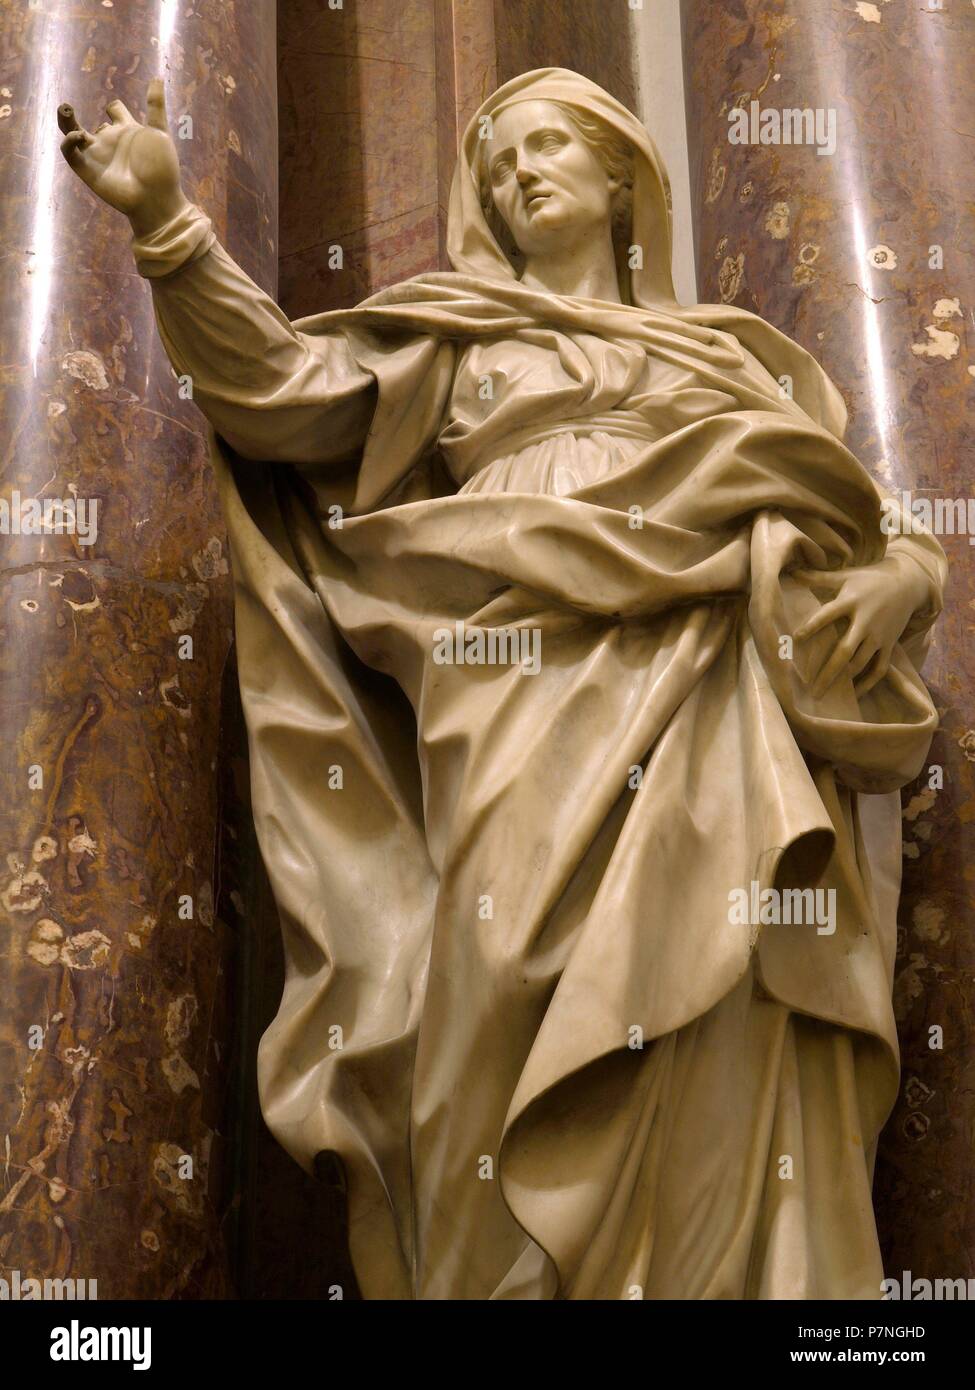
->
[59,69,945,1300]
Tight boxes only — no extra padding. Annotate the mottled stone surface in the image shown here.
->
[683,0,975,1283]
[278,0,440,318]
[493,0,637,109]
[434,0,499,261]
[0,0,276,1298]
[278,0,638,319]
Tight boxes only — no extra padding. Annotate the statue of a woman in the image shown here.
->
[60,69,945,1300]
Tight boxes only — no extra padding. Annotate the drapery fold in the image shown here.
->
[212,350,941,1294]
[135,67,946,1298]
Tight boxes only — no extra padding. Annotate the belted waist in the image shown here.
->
[448,410,662,479]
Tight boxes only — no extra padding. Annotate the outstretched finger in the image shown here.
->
[146,77,169,131]
[60,128,94,173]
[794,597,847,643]
[57,102,84,136]
[105,97,136,126]
[854,648,893,699]
[845,640,880,684]
[811,631,859,698]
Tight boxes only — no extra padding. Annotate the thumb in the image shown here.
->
[60,127,94,176]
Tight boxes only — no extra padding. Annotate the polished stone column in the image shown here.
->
[0,0,276,1297]
[278,0,636,319]
[682,0,975,1282]
[434,0,500,262]
[278,0,441,317]
[492,0,637,105]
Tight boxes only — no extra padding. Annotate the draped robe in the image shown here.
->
[134,69,946,1300]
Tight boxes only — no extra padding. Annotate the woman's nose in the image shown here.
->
[515,159,538,186]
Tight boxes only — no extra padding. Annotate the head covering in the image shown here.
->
[442,68,848,439]
[292,67,847,444]
[448,67,678,307]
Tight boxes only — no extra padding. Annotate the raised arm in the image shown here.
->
[58,79,375,464]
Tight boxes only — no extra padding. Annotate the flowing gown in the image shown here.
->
[137,218,946,1300]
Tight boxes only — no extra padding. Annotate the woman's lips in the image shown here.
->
[525,191,552,210]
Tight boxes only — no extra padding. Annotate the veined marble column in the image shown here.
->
[278,0,636,319]
[0,0,276,1297]
[681,0,975,1282]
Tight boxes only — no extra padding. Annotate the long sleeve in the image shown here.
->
[875,486,948,669]
[879,491,947,622]
[132,203,377,464]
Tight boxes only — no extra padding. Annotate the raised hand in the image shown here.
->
[58,78,187,237]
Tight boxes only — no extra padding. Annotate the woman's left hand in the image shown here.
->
[792,554,930,699]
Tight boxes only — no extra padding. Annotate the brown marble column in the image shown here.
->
[681,0,975,1283]
[0,0,276,1297]
[491,0,636,103]
[278,0,636,319]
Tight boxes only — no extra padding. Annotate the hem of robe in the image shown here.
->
[212,426,923,1303]
[489,963,886,1301]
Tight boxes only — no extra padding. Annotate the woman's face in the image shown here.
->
[483,100,619,258]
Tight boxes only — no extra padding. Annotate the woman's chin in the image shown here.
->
[517,221,577,257]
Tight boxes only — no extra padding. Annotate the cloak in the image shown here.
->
[139,69,945,1298]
